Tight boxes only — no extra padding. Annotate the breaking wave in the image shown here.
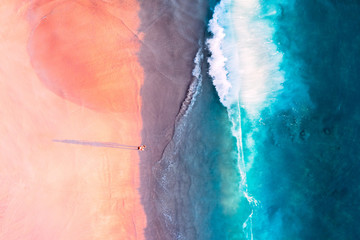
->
[206,0,285,238]
[207,0,284,116]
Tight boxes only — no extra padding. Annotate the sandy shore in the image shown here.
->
[138,0,208,239]
[0,1,146,239]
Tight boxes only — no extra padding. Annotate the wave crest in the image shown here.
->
[207,0,284,117]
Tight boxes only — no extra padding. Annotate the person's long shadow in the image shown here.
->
[53,139,139,150]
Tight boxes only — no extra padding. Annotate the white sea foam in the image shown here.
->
[207,0,284,117]
[176,47,203,121]
[207,0,284,238]
[207,11,231,105]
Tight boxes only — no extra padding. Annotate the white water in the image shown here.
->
[207,0,284,238]
[207,0,284,117]
[176,47,203,125]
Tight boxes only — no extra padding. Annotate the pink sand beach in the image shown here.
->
[0,0,146,239]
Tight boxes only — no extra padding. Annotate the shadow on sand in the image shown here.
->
[53,139,140,150]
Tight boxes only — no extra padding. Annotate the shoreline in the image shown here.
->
[138,0,208,239]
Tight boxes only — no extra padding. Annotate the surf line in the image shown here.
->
[207,0,263,239]
[53,139,146,151]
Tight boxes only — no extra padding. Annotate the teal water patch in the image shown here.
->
[206,0,290,238]
[245,0,360,239]
[179,63,251,239]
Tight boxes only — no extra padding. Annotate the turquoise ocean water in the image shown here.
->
[154,0,360,239]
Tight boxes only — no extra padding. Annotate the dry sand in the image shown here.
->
[0,1,146,239]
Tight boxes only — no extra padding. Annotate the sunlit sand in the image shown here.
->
[0,0,146,239]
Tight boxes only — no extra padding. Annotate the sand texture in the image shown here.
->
[138,0,208,239]
[0,1,146,239]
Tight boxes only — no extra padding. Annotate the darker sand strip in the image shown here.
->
[138,1,208,239]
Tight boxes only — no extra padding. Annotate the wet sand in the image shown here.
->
[138,0,208,239]
[0,1,146,239]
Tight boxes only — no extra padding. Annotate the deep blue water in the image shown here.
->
[246,1,360,239]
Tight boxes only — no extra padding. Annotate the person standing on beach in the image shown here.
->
[138,145,146,151]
